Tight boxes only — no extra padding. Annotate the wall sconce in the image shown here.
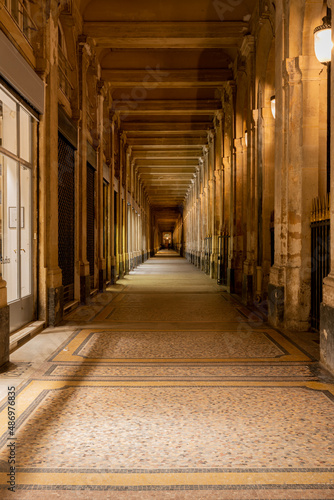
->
[245,130,248,147]
[314,7,332,192]
[314,12,332,64]
[270,96,276,119]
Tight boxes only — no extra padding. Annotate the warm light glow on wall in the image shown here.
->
[270,96,276,119]
[314,17,333,64]
[245,130,248,147]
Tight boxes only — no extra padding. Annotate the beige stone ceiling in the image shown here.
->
[81,0,256,231]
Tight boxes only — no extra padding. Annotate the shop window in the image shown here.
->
[0,86,33,308]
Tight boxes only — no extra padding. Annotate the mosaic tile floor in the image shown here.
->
[0,253,334,499]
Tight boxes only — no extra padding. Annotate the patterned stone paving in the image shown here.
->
[74,330,285,359]
[1,385,333,470]
[101,294,244,322]
[0,255,333,498]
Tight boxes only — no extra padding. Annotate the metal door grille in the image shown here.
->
[270,211,275,267]
[87,163,95,289]
[58,133,75,304]
[311,196,330,331]
[217,235,229,285]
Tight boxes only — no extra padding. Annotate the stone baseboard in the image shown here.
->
[268,283,284,327]
[320,303,334,376]
[80,275,90,304]
[48,286,64,326]
[0,305,9,367]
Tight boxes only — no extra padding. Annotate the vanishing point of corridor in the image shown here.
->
[0,252,334,499]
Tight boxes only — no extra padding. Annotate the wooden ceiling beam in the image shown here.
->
[121,122,213,132]
[103,69,232,88]
[127,137,207,146]
[113,99,221,112]
[84,21,247,49]
[132,150,202,159]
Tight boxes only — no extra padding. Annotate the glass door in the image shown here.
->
[0,87,33,332]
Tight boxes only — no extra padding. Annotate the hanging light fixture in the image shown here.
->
[245,130,248,147]
[270,96,276,119]
[314,12,332,64]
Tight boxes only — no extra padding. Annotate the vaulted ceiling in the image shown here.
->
[80,0,256,232]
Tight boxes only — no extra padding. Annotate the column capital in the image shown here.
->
[240,35,255,58]
[96,79,106,97]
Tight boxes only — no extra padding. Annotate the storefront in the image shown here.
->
[0,30,44,333]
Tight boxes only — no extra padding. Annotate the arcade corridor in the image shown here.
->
[1,0,334,496]
[0,252,333,497]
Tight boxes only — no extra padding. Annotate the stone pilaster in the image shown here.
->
[97,80,106,292]
[78,38,92,302]
[320,22,334,375]
[38,4,64,324]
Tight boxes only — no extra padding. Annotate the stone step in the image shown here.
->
[10,321,45,353]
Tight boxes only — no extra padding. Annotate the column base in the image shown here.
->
[0,305,9,367]
[119,261,124,279]
[99,269,106,292]
[210,254,216,280]
[125,254,130,275]
[320,303,334,376]
[268,283,284,327]
[48,286,64,326]
[110,265,117,284]
[242,274,254,306]
[227,268,235,293]
[80,275,91,304]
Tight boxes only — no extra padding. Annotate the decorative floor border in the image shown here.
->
[46,329,311,364]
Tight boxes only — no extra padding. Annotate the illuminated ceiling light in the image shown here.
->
[314,14,333,64]
[270,96,276,119]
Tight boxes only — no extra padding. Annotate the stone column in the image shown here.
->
[129,160,134,270]
[110,114,117,284]
[97,80,106,291]
[319,2,334,372]
[213,138,218,280]
[124,147,131,274]
[78,38,91,303]
[39,5,63,324]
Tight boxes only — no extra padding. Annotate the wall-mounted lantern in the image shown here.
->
[270,96,276,119]
[314,13,332,64]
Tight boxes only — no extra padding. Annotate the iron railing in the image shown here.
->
[311,195,330,331]
[270,210,275,267]
[87,163,95,290]
[204,236,212,275]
